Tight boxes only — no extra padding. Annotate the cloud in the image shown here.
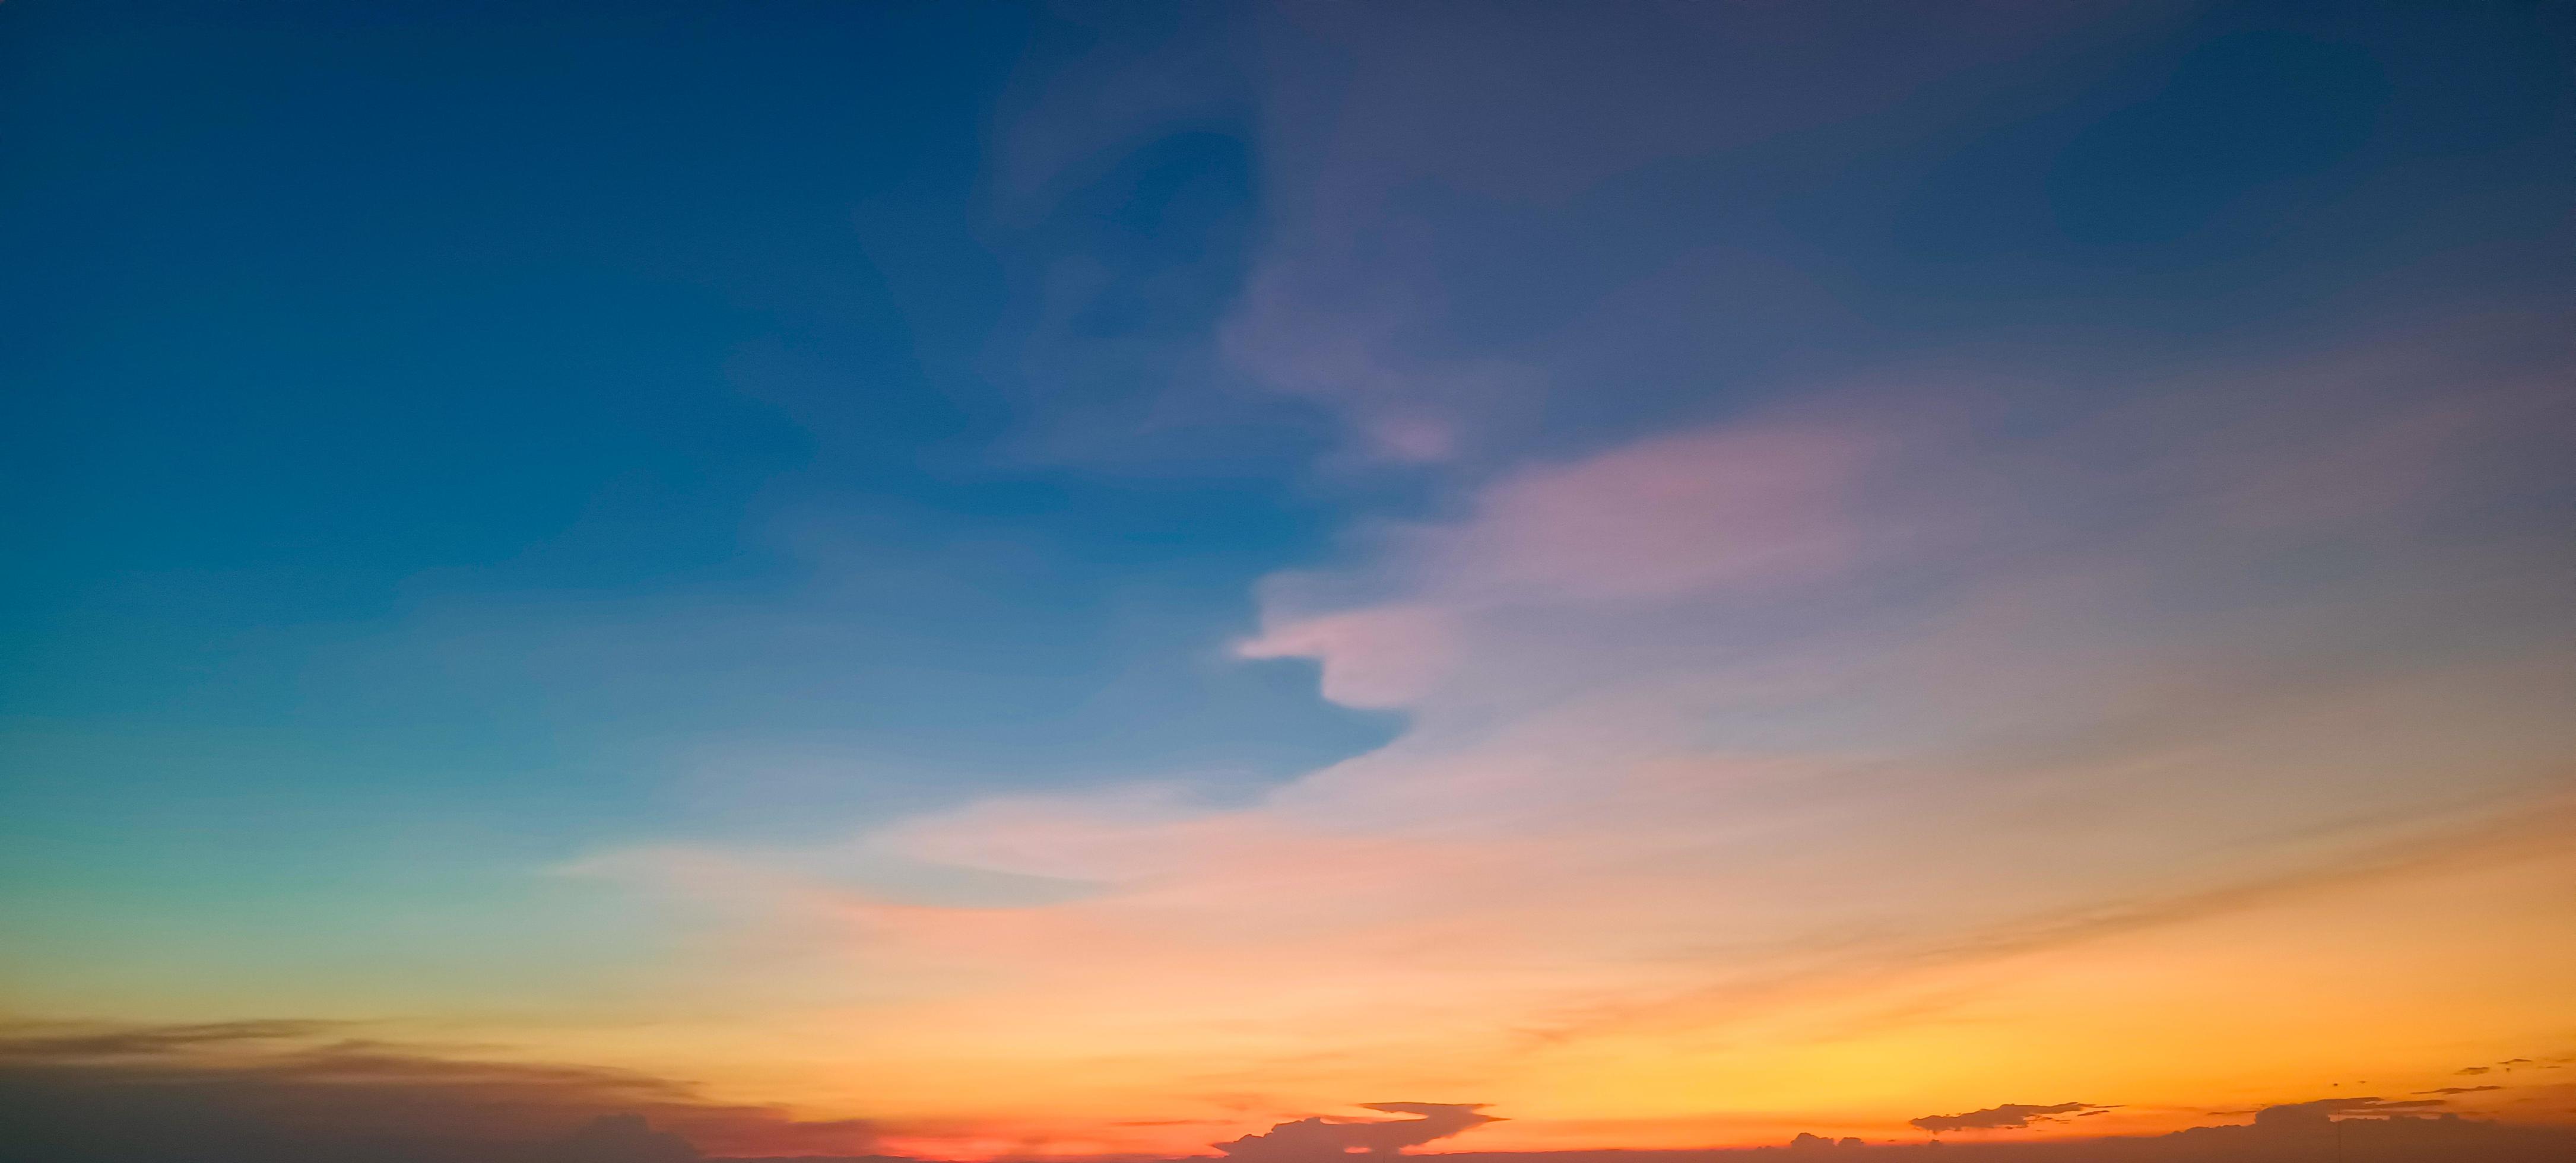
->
[2251,1098,2448,1126]
[0,1019,343,1057]
[1311,418,1876,605]
[1236,603,1461,709]
[1215,1103,1500,1158]
[1235,417,1890,718]
[1910,1103,2113,1133]
[552,1114,702,1163]
[1197,2,2120,466]
[8,1020,2576,1163]
[0,1021,875,1162]
[1401,423,1877,605]
[2417,1086,2501,1095]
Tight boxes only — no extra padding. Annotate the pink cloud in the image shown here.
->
[1431,424,1873,603]
[1238,605,1460,708]
[1239,420,1882,711]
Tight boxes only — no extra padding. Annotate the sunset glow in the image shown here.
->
[4,4,2573,1162]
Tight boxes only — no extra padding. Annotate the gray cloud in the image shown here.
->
[1214,1102,1499,1158]
[0,1021,873,1162]
[0,1019,344,1058]
[2252,1098,2447,1126]
[1402,1107,2576,1161]
[1911,1102,2114,1133]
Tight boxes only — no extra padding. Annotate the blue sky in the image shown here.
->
[6,4,1371,849]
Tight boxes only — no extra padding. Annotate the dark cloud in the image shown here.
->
[2417,1086,2501,1095]
[1423,1107,2576,1162]
[0,1018,344,1057]
[2251,1098,2446,1126]
[2458,1066,2493,1075]
[0,1021,875,1163]
[8,1058,2576,1163]
[1213,1102,1499,1158]
[553,1114,701,1163]
[1427,1109,2576,1162]
[1910,1102,2112,1133]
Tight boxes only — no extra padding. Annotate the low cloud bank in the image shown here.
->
[1908,1103,2111,1132]
[11,1030,2574,1163]
[1216,1103,1502,1159]
[0,1021,874,1163]
[1414,1106,2576,1162]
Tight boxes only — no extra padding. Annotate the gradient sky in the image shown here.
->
[4,1,2574,1159]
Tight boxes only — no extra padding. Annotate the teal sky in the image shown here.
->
[4,4,1394,1005]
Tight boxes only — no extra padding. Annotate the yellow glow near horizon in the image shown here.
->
[391,803,2576,1157]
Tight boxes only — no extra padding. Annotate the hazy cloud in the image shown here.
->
[1215,1102,1499,1158]
[2252,1098,2447,1125]
[0,1022,874,1162]
[0,1019,344,1058]
[1911,1103,2114,1133]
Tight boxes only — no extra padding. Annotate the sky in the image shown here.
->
[3,1,2574,1160]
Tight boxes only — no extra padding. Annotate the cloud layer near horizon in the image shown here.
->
[0,1021,875,1161]
[1215,1102,1500,1159]
[6,1022,2575,1163]
[1911,1103,2112,1133]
